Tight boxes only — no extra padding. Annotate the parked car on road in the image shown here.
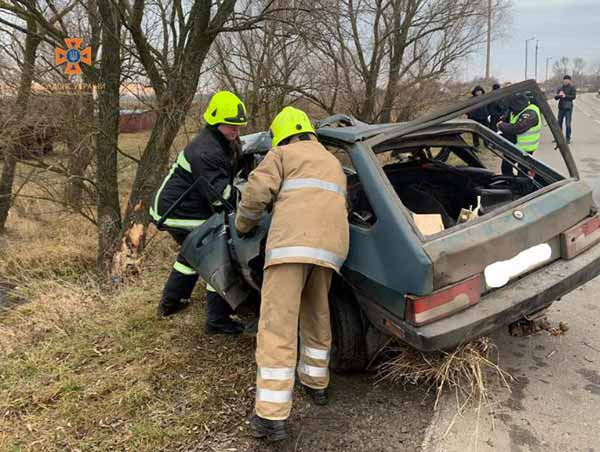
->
[181,80,600,371]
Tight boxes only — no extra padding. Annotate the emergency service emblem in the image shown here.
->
[55,38,92,75]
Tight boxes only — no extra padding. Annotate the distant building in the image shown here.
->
[119,109,158,133]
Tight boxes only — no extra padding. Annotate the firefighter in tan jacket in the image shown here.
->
[235,107,349,441]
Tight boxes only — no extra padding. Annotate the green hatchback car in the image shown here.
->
[181,80,600,371]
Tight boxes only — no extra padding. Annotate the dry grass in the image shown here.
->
[375,337,514,419]
[0,217,257,451]
[0,120,259,451]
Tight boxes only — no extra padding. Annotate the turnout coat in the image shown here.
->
[235,137,349,273]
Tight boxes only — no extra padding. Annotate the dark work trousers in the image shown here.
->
[557,108,573,141]
[160,229,235,324]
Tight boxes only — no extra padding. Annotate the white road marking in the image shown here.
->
[420,403,444,451]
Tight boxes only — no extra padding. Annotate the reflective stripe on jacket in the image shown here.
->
[511,104,541,153]
[149,126,237,229]
[235,138,349,272]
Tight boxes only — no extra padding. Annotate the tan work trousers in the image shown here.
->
[255,263,333,420]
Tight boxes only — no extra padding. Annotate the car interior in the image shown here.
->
[342,132,546,231]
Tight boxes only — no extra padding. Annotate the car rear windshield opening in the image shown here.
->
[347,130,564,233]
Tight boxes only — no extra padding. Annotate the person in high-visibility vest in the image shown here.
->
[496,93,541,176]
[150,91,248,335]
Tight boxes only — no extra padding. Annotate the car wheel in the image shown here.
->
[329,284,369,372]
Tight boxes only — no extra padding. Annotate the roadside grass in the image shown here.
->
[0,118,258,451]
[0,220,256,450]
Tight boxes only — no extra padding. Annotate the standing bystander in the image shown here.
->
[555,75,576,144]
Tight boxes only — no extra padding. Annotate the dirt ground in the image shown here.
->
[198,374,434,452]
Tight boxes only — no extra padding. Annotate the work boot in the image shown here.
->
[302,384,329,406]
[204,292,243,335]
[157,297,190,317]
[204,318,244,335]
[249,414,288,442]
[158,264,198,318]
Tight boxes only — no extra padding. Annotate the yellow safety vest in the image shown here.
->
[510,103,541,153]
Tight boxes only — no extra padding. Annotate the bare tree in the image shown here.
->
[295,0,509,123]
[552,56,570,80]
[93,0,123,274]
[63,0,100,209]
[109,0,275,277]
[572,57,586,82]
[213,0,504,125]
[0,0,273,276]
[0,15,41,232]
[212,1,315,131]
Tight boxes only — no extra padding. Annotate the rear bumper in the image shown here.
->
[375,242,600,352]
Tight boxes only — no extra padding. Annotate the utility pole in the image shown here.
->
[525,41,528,79]
[534,40,539,81]
[485,0,492,79]
[525,37,535,80]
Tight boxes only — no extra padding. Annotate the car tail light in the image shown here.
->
[406,275,481,326]
[560,213,600,260]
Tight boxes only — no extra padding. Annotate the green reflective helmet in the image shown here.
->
[203,91,248,126]
[269,106,316,147]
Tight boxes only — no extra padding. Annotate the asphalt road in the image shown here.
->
[425,93,600,452]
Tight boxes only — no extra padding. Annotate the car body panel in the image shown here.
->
[342,142,434,299]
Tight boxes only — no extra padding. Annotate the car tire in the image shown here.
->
[329,284,369,372]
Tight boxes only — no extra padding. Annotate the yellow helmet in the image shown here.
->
[269,106,316,147]
[203,91,248,126]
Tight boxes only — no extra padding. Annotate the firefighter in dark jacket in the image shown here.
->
[467,85,490,129]
[496,93,541,176]
[555,75,576,144]
[150,90,247,334]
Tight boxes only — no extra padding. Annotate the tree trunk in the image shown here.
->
[65,82,95,210]
[95,0,122,275]
[0,154,18,233]
[121,44,212,229]
[360,79,378,123]
[65,0,99,211]
[380,0,416,123]
[0,17,41,233]
[109,0,238,279]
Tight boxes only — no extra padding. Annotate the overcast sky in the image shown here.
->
[464,0,600,83]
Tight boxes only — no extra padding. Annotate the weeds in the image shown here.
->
[374,337,514,438]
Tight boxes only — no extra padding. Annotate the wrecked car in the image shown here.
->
[180,80,600,371]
